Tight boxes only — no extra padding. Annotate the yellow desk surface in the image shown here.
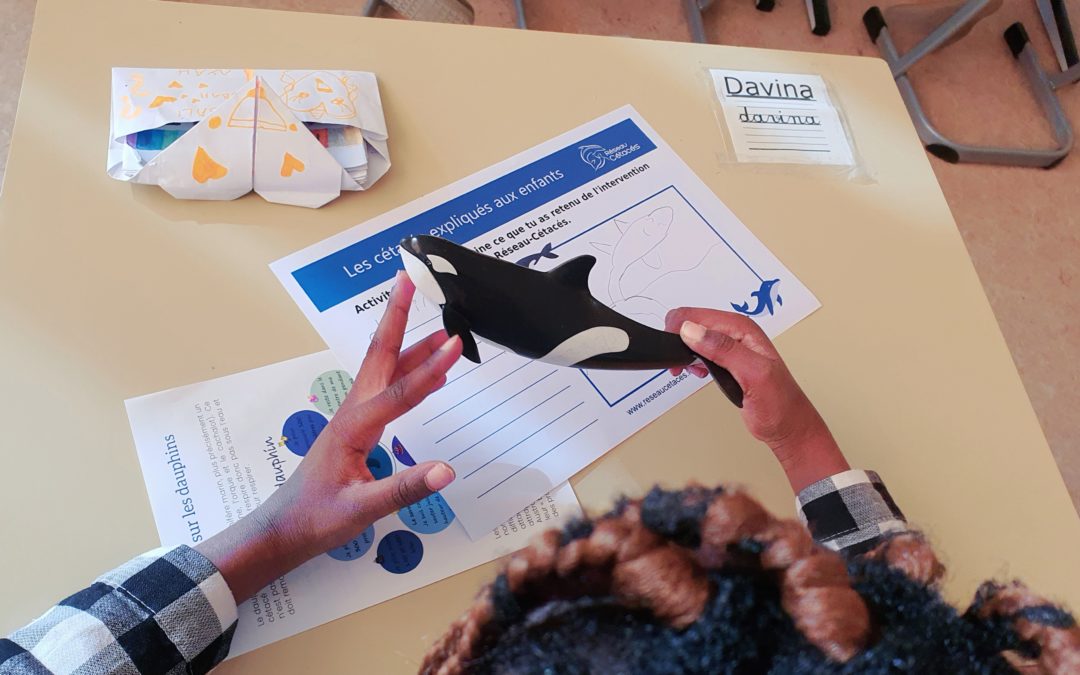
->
[2,0,1077,671]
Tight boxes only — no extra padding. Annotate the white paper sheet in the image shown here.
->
[710,68,855,166]
[270,106,820,538]
[125,351,581,657]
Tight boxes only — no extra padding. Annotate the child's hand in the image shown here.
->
[264,273,462,562]
[198,273,463,602]
[666,308,848,491]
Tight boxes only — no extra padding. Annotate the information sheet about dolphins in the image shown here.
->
[125,350,582,656]
[271,106,820,537]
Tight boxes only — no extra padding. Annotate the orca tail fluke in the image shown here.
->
[697,355,744,408]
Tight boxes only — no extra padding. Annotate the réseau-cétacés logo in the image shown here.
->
[578,141,642,171]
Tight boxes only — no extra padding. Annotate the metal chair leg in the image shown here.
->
[1034,0,1080,87]
[513,0,526,29]
[880,0,996,77]
[693,1,825,43]
[864,7,1072,168]
[685,0,710,43]
[1037,0,1079,71]
[807,0,831,36]
[1050,60,1080,89]
[756,0,828,35]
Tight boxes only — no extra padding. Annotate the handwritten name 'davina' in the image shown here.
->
[738,107,820,125]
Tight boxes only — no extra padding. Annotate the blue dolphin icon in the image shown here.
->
[731,279,783,316]
[391,436,416,467]
[516,243,560,268]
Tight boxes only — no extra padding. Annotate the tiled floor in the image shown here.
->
[0,0,35,193]
[3,0,1078,512]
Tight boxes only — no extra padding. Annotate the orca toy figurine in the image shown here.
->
[399,235,744,407]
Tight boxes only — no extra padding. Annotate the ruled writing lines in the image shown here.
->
[476,418,599,500]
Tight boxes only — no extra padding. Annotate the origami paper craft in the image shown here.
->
[107,68,390,208]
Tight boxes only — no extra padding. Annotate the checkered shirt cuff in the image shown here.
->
[796,469,907,555]
[1,545,237,674]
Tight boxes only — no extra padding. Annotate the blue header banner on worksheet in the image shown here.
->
[292,118,657,311]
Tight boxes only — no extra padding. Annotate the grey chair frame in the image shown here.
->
[1036,0,1080,97]
[685,0,830,43]
[864,1,1073,168]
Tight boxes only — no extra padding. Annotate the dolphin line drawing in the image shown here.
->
[398,234,744,407]
[731,279,783,316]
[515,243,559,268]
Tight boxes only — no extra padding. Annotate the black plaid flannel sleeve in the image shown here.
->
[795,469,907,556]
[1,545,237,674]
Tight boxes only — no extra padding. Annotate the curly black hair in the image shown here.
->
[422,485,1080,674]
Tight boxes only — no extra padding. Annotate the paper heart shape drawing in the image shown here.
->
[280,153,305,177]
[107,68,391,208]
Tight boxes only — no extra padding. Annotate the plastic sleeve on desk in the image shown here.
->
[863,6,886,43]
[1004,22,1030,60]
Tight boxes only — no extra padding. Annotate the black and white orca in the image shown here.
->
[398,235,743,407]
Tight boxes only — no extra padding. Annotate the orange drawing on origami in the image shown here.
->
[192,146,228,183]
[280,152,305,177]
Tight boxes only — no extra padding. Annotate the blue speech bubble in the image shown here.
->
[366,444,393,480]
[326,525,375,562]
[282,410,328,457]
[398,493,455,534]
[391,436,416,467]
[375,531,424,574]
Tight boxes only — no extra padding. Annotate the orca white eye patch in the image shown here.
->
[427,255,458,275]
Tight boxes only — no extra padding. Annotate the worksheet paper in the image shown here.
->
[271,106,820,538]
[125,351,581,657]
[710,68,855,166]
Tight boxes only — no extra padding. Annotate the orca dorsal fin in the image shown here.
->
[548,255,596,290]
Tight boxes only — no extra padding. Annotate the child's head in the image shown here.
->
[422,485,1080,674]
